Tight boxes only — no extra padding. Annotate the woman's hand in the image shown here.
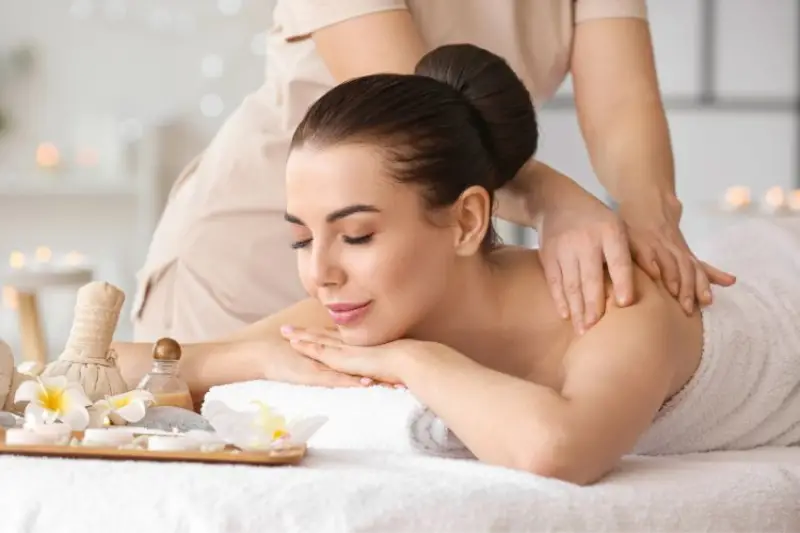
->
[279,326,426,386]
[233,339,367,388]
[537,190,634,335]
[619,197,736,314]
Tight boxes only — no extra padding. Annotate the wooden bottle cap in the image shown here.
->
[152,337,182,361]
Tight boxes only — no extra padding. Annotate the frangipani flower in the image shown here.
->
[252,400,289,441]
[92,390,155,426]
[204,400,327,451]
[14,376,92,430]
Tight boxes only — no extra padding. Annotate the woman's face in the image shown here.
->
[285,144,456,346]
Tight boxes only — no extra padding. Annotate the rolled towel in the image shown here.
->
[202,380,472,458]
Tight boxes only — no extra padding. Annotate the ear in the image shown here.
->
[451,186,492,256]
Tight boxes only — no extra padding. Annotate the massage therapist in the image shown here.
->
[132,0,735,349]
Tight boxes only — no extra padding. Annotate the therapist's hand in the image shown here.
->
[537,192,634,335]
[619,197,736,315]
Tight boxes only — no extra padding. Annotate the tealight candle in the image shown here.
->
[147,435,201,452]
[29,422,72,443]
[4,425,70,446]
[81,428,135,447]
[5,428,50,445]
[762,186,788,214]
[721,185,752,212]
[788,190,800,212]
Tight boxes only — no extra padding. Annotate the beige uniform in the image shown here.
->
[132,0,648,342]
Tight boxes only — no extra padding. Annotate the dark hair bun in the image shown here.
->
[414,44,537,189]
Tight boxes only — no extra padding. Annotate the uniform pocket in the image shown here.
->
[131,259,177,329]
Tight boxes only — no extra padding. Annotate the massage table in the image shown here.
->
[1,436,798,532]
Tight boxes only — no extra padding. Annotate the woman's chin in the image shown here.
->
[337,325,403,347]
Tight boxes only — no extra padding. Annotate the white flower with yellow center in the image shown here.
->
[14,376,92,430]
[250,400,289,442]
[92,390,155,426]
[204,399,327,451]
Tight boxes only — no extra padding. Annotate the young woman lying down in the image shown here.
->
[116,44,800,485]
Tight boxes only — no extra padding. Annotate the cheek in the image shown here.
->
[372,232,453,312]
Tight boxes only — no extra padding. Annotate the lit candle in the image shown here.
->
[64,251,85,266]
[762,186,788,214]
[721,186,751,212]
[35,246,52,264]
[788,190,800,212]
[8,251,25,269]
[35,142,61,170]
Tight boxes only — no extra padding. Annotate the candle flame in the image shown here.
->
[2,286,18,310]
[764,186,786,207]
[9,251,25,269]
[36,143,60,169]
[64,251,84,266]
[723,186,751,208]
[788,190,800,211]
[35,246,52,263]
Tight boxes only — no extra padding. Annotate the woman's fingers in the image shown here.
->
[281,325,342,347]
[291,358,364,388]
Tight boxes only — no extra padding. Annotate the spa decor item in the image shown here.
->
[39,281,129,403]
[135,337,194,411]
[0,278,322,466]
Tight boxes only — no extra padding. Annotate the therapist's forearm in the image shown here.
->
[495,159,591,230]
[583,98,678,211]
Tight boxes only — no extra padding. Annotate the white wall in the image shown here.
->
[0,0,276,356]
[0,0,796,360]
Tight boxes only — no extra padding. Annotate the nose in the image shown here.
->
[308,245,345,289]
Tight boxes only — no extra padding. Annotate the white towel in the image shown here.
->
[201,380,472,457]
[634,218,800,455]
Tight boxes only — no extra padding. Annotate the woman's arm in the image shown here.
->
[113,298,344,399]
[397,284,678,485]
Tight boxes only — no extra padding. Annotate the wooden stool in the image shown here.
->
[0,267,94,366]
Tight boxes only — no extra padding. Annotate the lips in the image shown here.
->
[325,301,372,326]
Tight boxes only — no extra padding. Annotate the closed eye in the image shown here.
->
[343,233,374,245]
[291,238,312,250]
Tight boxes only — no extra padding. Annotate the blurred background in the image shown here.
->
[0,0,796,361]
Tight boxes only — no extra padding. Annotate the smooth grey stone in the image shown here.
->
[0,412,19,429]
[130,406,213,433]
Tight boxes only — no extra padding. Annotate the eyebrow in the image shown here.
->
[284,204,381,225]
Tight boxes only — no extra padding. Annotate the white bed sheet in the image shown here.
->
[0,445,798,533]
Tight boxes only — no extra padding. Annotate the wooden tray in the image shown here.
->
[0,429,306,466]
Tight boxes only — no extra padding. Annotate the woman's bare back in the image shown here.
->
[478,245,705,405]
